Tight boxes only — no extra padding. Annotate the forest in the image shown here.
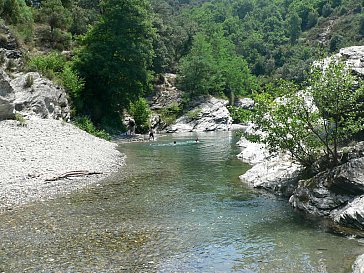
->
[2,0,364,134]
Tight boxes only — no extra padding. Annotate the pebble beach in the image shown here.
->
[0,118,124,212]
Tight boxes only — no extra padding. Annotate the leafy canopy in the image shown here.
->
[75,0,155,125]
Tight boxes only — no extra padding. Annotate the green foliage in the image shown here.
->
[186,108,201,120]
[75,0,155,124]
[15,112,27,126]
[359,15,364,36]
[26,52,66,77]
[287,12,302,44]
[128,98,151,133]
[178,30,256,99]
[73,116,111,140]
[228,106,252,124]
[26,52,86,116]
[2,0,20,24]
[61,64,85,111]
[329,34,344,52]
[248,62,364,168]
[38,0,72,32]
[6,58,16,71]
[159,101,182,126]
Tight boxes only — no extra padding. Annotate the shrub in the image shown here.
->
[0,34,8,47]
[73,116,111,140]
[0,51,5,65]
[186,108,201,120]
[6,59,16,71]
[15,112,27,126]
[24,74,34,88]
[129,98,151,133]
[227,106,252,124]
[26,52,66,76]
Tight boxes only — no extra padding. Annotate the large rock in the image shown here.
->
[149,73,182,111]
[10,72,70,120]
[240,155,302,196]
[237,137,268,165]
[353,254,364,273]
[289,171,353,216]
[0,70,15,120]
[166,96,232,133]
[321,46,364,77]
[331,158,364,194]
[289,145,364,221]
[331,196,364,230]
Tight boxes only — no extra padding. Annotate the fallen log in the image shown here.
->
[45,170,103,182]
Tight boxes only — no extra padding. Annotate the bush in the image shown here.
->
[129,98,151,133]
[186,108,201,120]
[0,51,5,65]
[6,58,16,71]
[73,116,111,140]
[26,52,66,76]
[227,106,252,124]
[159,101,182,126]
[24,74,33,88]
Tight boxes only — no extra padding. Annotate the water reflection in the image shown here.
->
[0,132,362,272]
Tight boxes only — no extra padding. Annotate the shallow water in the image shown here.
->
[0,132,363,272]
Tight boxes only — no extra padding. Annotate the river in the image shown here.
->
[0,132,363,272]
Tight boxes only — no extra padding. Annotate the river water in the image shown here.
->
[0,132,363,272]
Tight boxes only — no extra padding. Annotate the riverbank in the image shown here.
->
[0,118,124,212]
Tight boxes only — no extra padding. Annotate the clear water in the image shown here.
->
[0,132,363,273]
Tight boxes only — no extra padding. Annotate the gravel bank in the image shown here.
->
[0,118,124,212]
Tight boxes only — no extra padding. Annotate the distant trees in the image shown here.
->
[178,31,256,102]
[75,0,155,126]
[39,0,72,32]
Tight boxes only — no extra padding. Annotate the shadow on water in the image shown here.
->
[0,132,363,272]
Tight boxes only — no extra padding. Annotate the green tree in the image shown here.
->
[75,0,155,125]
[287,12,302,44]
[359,15,364,36]
[249,62,364,168]
[2,0,20,23]
[128,98,151,133]
[178,32,215,95]
[39,0,72,32]
[178,31,256,100]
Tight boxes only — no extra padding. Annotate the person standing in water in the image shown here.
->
[149,128,155,141]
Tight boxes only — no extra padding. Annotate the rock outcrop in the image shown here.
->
[327,46,364,77]
[353,254,364,273]
[11,72,70,120]
[0,70,15,119]
[238,136,303,197]
[166,96,232,133]
[0,48,70,121]
[149,74,233,132]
